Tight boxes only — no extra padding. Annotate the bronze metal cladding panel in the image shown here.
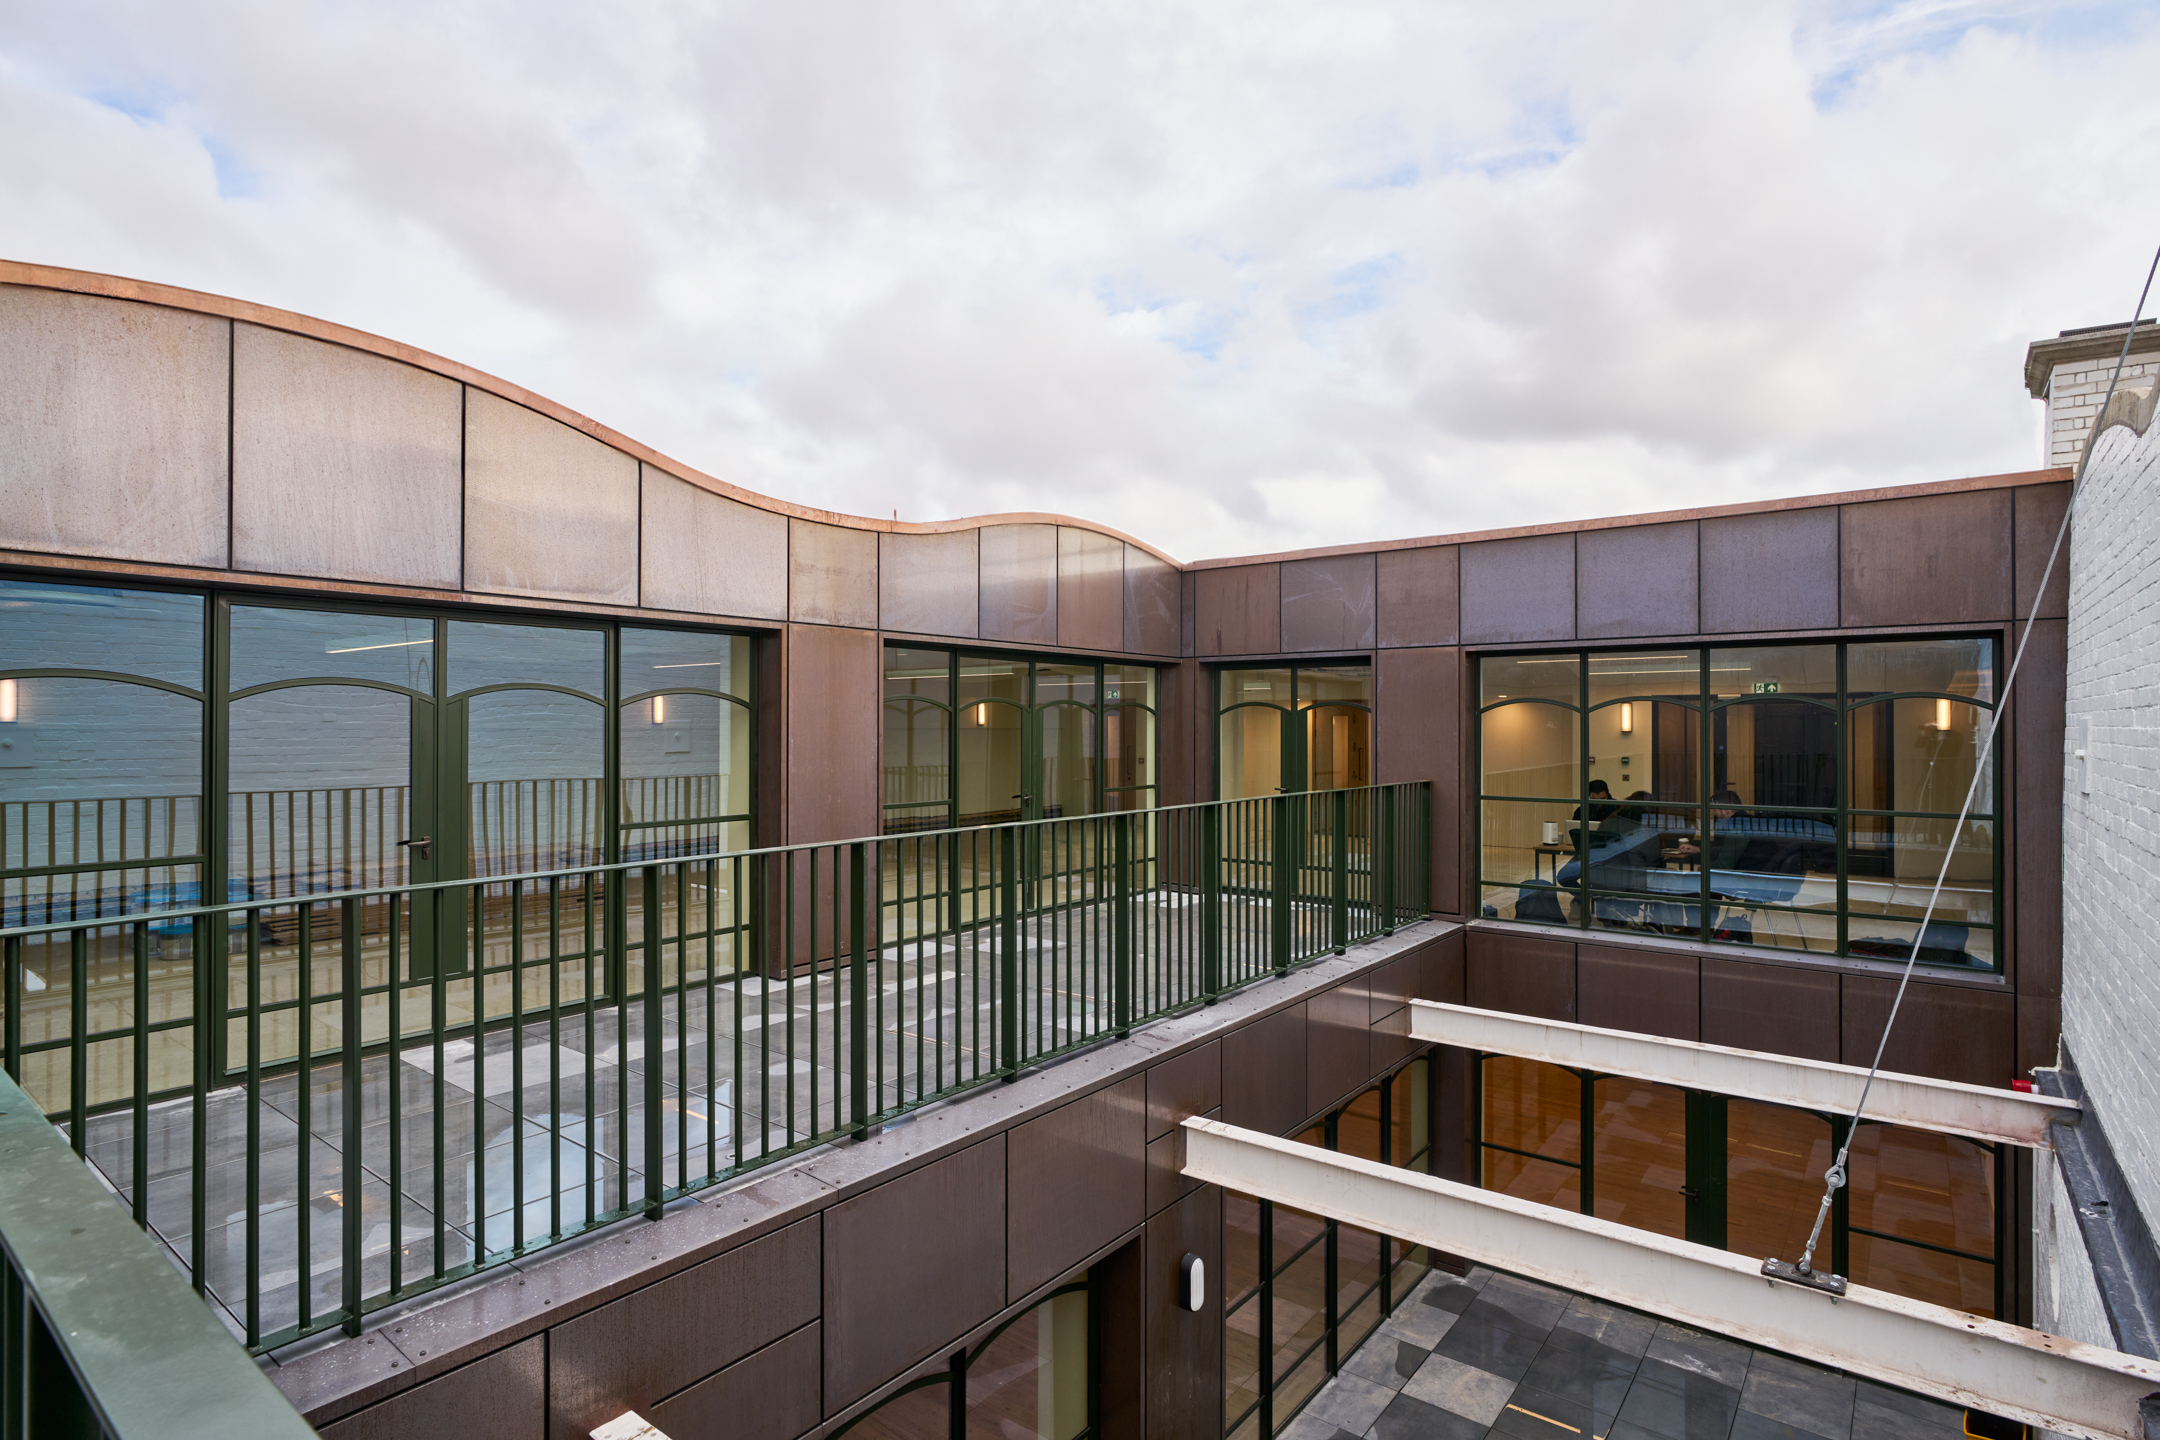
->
[1841,976,2015,1088]
[1181,569,1197,656]
[979,522,1059,644]
[1378,545,1459,649]
[1840,489,2013,627]
[1577,945,1701,1041]
[1144,1186,1223,1439]
[1007,1075,1148,1302]
[1195,564,1282,657]
[1096,1239,1147,1439]
[1159,659,1200,807]
[1412,930,1467,1005]
[1699,508,1839,635]
[1459,533,1575,645]
[1370,1003,1415,1074]
[2012,618,2065,1000]
[1146,1039,1222,1142]
[1366,952,1413,1024]
[823,1136,1008,1411]
[791,518,880,628]
[1575,521,1699,640]
[1146,1106,1218,1215]
[1376,646,1461,915]
[784,624,880,845]
[1306,985,1373,1117]
[1699,957,1838,1062]
[316,1336,544,1440]
[1279,553,1378,653]
[1124,544,1182,656]
[1465,928,1576,1021]
[2017,994,2060,1080]
[1057,527,1124,651]
[756,632,788,847]
[1222,1006,1307,1135]
[547,1217,820,1438]
[880,528,979,638]
[650,1324,822,1440]
[2014,483,2072,621]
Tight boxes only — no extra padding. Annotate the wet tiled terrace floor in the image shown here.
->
[1285,1267,1972,1440]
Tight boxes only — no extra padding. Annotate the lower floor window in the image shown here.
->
[1224,1055,1433,1438]
[839,1277,1095,1439]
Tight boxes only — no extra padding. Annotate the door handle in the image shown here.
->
[1678,1185,1701,1201]
[1013,794,1033,803]
[398,836,433,861]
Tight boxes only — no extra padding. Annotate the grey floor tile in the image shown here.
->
[1418,1277,1478,1316]
[1430,1307,1544,1381]
[1732,1409,1838,1440]
[1517,1338,1639,1415]
[1739,1352,1854,1440]
[1368,1389,1488,1440]
[1850,1382,1968,1440]
[1644,1322,1752,1389]
[1377,1300,1460,1350]
[1616,1357,1743,1438]
[1342,1336,1427,1392]
[1402,1352,1515,1426]
[1275,1409,1357,1440]
[1551,1294,1660,1358]
[1488,1383,1609,1439]
[1479,1273,1572,1331]
[1302,1372,1396,1433]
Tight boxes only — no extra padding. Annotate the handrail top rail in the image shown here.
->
[0,780,1432,941]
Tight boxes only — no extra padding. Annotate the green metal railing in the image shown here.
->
[0,1066,316,1439]
[0,782,1429,1353]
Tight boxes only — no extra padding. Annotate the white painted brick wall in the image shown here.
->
[2056,405,2160,1353]
[2046,356,2160,468]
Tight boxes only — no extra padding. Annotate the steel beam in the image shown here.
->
[1183,1118,2160,1440]
[1409,1000,2077,1149]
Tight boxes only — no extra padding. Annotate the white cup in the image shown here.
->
[1541,821,1560,845]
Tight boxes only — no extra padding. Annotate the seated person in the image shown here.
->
[1568,780,1619,846]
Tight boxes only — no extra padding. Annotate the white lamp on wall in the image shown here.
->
[652,695,667,725]
[1934,698,1952,731]
[1619,702,1633,735]
[0,678,14,723]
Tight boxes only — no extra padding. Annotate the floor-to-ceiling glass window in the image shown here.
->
[1476,640,2000,969]
[879,648,1159,835]
[1225,1054,1433,1439]
[835,1276,1096,1439]
[1214,663,1372,800]
[1476,1056,2004,1316]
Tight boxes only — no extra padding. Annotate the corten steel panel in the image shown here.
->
[2013,484,2072,621]
[1700,957,1838,1062]
[2018,995,2061,1079]
[641,467,788,619]
[1841,976,2015,1088]
[1145,1039,1221,1142]
[1124,544,1182,655]
[1436,1044,1475,1183]
[1222,1006,1307,1135]
[1376,646,1462,916]
[1370,1003,1415,1073]
[1840,489,2014,627]
[231,323,462,588]
[1180,569,1197,657]
[790,518,879,628]
[1377,545,1459,648]
[1465,928,1576,1021]
[755,632,787,848]
[1096,1240,1145,1440]
[2013,618,2065,1000]
[1411,929,1467,1005]
[1279,553,1377,653]
[979,522,1059,644]
[1007,1075,1148,1302]
[465,390,640,606]
[1159,660,1199,807]
[1577,945,1700,1041]
[1194,564,1281,657]
[0,285,229,569]
[823,1136,1007,1411]
[1146,1106,1218,1216]
[548,1217,819,1438]
[881,529,979,638]
[785,625,880,845]
[1459,533,1575,645]
[1699,508,1839,634]
[650,1324,823,1440]
[1144,1184,1223,1439]
[315,1336,543,1440]
[1367,952,1413,1023]
[1576,521,1699,640]
[1306,985,1373,1117]
[1057,527,1124,651]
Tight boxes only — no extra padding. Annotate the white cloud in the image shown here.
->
[0,0,2154,560]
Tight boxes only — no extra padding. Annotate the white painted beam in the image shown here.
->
[1183,1118,2159,1440]
[1409,1000,2077,1149]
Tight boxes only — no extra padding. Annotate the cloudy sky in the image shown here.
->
[3,1,2156,561]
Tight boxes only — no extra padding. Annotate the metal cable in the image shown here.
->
[1788,241,2160,1280]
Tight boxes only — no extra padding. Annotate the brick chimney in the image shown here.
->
[2024,320,2160,470]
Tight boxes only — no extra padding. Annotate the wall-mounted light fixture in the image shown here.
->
[1619,702,1633,735]
[1934,698,1952,731]
[0,678,14,723]
[652,695,668,725]
[974,703,989,727]
[1179,1253,1206,1312]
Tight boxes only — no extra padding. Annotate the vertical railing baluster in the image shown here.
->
[341,895,363,1336]
[1269,794,1291,976]
[998,826,1019,1079]
[1382,786,1398,935]
[510,878,526,1254]
[1114,812,1133,1038]
[849,842,869,1139]
[642,863,663,1220]
[1332,788,1349,955]
[131,921,149,1228]
[1201,806,1221,1004]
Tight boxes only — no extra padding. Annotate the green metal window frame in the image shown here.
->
[880,645,1160,833]
[1470,1053,2008,1318]
[1223,1051,1435,1439]
[1209,660,1375,801]
[1473,640,2004,972]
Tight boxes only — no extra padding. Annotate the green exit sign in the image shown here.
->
[1753,681,1780,694]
